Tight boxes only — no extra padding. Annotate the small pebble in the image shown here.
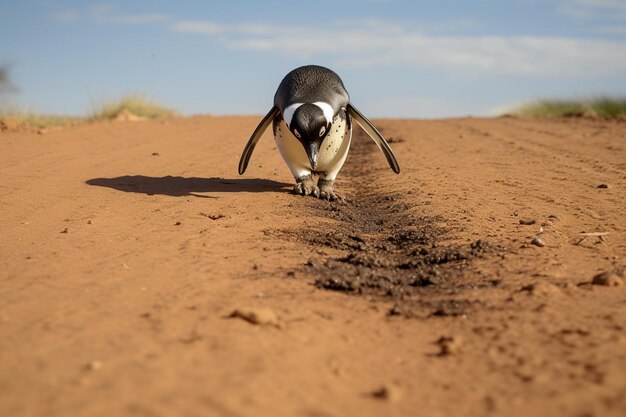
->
[592,271,624,287]
[228,308,281,328]
[87,220,93,224]
[306,259,320,269]
[531,237,544,247]
[522,281,562,297]
[597,183,609,189]
[60,228,69,234]
[86,360,102,371]
[175,221,182,226]
[388,304,403,316]
[519,219,536,225]
[370,384,402,402]
[436,336,462,356]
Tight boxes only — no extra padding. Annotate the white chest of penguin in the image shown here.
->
[273,115,352,179]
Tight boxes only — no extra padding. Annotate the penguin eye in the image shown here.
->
[293,128,301,139]
[319,126,326,137]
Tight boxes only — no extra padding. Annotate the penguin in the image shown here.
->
[238,65,399,200]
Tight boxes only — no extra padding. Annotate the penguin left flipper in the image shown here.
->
[347,103,400,174]
[238,106,280,175]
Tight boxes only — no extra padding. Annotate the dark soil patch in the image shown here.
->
[283,128,502,318]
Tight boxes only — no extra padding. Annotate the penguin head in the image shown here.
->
[289,103,330,170]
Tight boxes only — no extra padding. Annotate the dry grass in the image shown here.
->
[88,94,177,121]
[1,95,177,131]
[0,107,80,129]
[514,97,626,118]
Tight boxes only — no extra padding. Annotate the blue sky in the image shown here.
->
[1,0,626,118]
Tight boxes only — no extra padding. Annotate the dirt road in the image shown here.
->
[1,115,625,417]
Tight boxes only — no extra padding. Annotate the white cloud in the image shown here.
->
[90,4,169,25]
[559,0,626,19]
[170,19,626,78]
[50,10,79,22]
[113,13,169,24]
[574,0,626,11]
[171,20,223,34]
[597,24,626,33]
[90,4,114,21]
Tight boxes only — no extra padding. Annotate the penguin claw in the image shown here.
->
[293,182,317,196]
[317,179,341,201]
[293,175,318,196]
[320,190,341,201]
[293,176,342,200]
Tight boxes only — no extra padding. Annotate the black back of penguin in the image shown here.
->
[274,65,350,114]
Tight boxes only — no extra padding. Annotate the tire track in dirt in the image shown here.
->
[282,128,504,318]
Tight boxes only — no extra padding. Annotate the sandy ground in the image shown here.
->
[1,115,625,417]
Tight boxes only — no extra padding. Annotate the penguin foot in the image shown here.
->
[293,174,318,196]
[317,179,341,201]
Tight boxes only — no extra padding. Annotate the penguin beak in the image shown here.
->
[306,142,319,170]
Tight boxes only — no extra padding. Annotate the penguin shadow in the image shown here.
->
[85,175,292,198]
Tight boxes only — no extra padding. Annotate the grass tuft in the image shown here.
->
[514,97,626,118]
[89,94,177,121]
[0,107,80,129]
[1,95,177,131]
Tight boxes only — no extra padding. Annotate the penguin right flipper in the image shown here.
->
[238,106,280,175]
[347,103,400,174]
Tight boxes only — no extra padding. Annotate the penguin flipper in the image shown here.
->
[238,106,280,175]
[347,103,400,174]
